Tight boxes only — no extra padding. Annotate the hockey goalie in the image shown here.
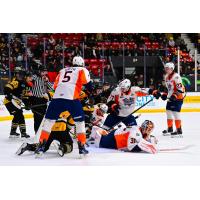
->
[89,120,158,154]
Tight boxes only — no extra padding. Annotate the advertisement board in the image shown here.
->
[0,93,200,121]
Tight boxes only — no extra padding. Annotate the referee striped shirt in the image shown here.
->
[32,74,53,98]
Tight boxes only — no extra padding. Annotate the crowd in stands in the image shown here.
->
[0,33,198,86]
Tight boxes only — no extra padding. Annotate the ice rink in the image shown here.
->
[0,112,200,166]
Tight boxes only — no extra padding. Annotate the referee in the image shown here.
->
[30,66,53,133]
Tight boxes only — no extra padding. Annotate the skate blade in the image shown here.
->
[9,135,20,139]
[163,133,171,136]
[20,137,29,142]
[171,134,183,138]
[16,143,27,155]
[58,149,65,157]
[79,153,88,159]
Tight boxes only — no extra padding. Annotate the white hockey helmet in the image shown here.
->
[164,62,175,70]
[119,79,131,92]
[72,56,85,67]
[99,104,108,114]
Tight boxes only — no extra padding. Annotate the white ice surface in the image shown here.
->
[0,112,200,166]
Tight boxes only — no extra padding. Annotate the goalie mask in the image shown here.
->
[140,120,154,138]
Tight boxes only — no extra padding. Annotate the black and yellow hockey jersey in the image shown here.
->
[51,111,75,132]
[3,77,29,105]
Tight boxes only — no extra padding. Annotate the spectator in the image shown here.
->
[168,36,175,47]
[137,74,144,87]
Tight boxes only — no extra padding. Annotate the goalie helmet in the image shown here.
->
[72,56,85,67]
[141,120,154,137]
[164,62,175,70]
[119,79,131,93]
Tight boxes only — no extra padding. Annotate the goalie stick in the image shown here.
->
[158,144,194,152]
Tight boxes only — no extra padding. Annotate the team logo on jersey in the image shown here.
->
[166,81,172,90]
[122,97,135,106]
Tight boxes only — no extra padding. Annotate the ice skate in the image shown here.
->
[162,127,173,136]
[9,131,20,139]
[21,132,30,138]
[171,128,183,138]
[16,143,29,155]
[78,142,89,158]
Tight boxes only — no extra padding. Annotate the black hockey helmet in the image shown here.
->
[34,65,48,76]
[38,65,48,72]
[14,66,25,79]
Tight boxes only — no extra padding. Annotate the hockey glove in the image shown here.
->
[152,90,161,99]
[111,103,119,115]
[5,94,13,101]
[161,93,168,101]
[169,93,178,101]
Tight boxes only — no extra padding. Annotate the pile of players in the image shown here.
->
[3,56,185,157]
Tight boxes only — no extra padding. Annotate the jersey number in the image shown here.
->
[62,71,72,82]
[130,138,136,144]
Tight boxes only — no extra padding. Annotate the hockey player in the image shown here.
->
[16,111,74,157]
[91,103,108,127]
[161,62,185,136]
[90,120,158,154]
[70,90,95,138]
[35,56,92,156]
[88,104,108,139]
[3,67,31,138]
[104,79,160,129]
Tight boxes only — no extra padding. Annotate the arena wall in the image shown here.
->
[0,93,200,121]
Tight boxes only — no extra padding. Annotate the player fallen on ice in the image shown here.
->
[34,56,93,157]
[89,120,158,154]
[103,78,160,129]
[16,111,74,157]
[3,67,32,138]
[161,62,185,137]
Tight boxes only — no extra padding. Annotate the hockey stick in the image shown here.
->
[21,106,44,117]
[104,98,154,132]
[27,103,47,109]
[158,144,194,152]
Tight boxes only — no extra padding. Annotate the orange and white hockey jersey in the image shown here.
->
[53,67,90,100]
[92,125,157,154]
[91,105,108,127]
[107,86,149,117]
[114,126,142,150]
[164,72,185,100]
